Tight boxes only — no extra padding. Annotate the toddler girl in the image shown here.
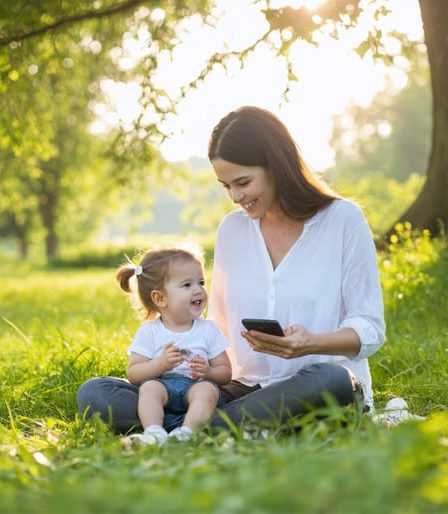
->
[117,247,231,445]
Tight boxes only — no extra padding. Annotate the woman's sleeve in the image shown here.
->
[207,224,230,338]
[339,216,386,361]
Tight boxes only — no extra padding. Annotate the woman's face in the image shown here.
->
[212,158,277,219]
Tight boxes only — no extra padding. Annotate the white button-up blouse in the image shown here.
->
[208,198,385,408]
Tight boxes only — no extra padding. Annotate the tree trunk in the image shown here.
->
[36,158,62,263]
[17,227,29,258]
[39,192,59,262]
[19,236,29,258]
[44,226,58,261]
[7,212,30,258]
[385,0,448,240]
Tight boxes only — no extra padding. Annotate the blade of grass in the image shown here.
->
[5,400,18,434]
[1,316,32,344]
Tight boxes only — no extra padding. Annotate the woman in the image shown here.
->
[77,106,385,432]
[204,106,385,429]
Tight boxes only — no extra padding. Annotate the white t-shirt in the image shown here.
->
[127,318,229,379]
[208,199,385,408]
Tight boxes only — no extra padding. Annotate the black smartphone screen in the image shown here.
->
[241,318,284,336]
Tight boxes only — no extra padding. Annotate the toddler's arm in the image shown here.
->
[126,342,183,385]
[189,351,231,385]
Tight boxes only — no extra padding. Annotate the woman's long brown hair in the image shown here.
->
[208,106,338,220]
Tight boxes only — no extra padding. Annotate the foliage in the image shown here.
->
[0,232,448,512]
[179,164,424,238]
[53,160,423,247]
[329,65,431,182]
[0,1,213,261]
[1,21,111,259]
[50,232,216,269]
[374,225,448,413]
[1,415,448,513]
[181,166,234,233]
[0,0,213,155]
[329,172,424,237]
[1,0,446,263]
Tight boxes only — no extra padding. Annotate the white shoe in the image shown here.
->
[168,426,194,442]
[136,432,162,446]
[372,397,425,427]
[122,425,168,447]
[120,433,159,449]
[143,425,168,445]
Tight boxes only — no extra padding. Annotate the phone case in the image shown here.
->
[241,318,284,336]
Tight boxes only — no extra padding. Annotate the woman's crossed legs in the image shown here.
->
[76,363,362,434]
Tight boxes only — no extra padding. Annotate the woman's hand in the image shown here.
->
[242,324,315,359]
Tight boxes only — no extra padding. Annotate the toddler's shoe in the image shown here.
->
[121,425,168,448]
[140,425,168,446]
[168,426,194,442]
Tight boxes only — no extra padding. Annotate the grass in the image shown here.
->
[1,228,448,513]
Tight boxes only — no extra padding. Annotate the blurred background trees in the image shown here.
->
[0,0,445,263]
[245,0,446,237]
[0,1,211,261]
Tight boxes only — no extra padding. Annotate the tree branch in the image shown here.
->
[0,0,147,46]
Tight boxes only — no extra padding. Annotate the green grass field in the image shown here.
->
[1,229,447,513]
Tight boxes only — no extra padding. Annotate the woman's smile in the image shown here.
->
[242,199,257,211]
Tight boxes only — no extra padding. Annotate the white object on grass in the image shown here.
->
[168,426,194,442]
[372,397,426,427]
[121,425,168,449]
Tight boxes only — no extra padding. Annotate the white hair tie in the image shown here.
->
[124,254,143,277]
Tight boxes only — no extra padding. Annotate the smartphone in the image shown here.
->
[241,318,284,336]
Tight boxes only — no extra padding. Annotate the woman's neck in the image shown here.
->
[260,208,305,269]
[261,206,299,229]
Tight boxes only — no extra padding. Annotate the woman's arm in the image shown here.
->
[126,343,184,385]
[244,209,385,361]
[243,325,360,359]
[337,216,385,360]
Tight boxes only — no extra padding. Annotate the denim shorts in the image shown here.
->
[154,374,225,414]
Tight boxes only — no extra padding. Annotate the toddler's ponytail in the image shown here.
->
[116,265,135,293]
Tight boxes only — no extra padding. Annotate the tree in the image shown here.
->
[1,33,110,260]
[180,0,446,237]
[1,0,447,240]
[234,0,447,237]
[0,1,211,260]
[387,0,448,237]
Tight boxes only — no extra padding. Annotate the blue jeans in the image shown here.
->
[151,374,225,415]
[77,363,364,433]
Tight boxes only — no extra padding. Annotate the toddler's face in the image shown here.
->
[162,258,207,322]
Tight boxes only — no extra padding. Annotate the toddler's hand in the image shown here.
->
[160,342,184,371]
[188,356,209,380]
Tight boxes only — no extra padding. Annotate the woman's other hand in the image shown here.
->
[242,324,315,359]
